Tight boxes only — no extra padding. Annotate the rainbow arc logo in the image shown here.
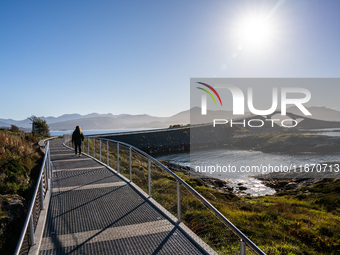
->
[196,82,223,106]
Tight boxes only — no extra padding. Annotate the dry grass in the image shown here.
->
[0,129,44,254]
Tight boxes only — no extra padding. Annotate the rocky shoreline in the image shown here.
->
[102,128,340,195]
[160,160,340,196]
[161,160,270,196]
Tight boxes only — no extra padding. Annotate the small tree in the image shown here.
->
[29,116,50,137]
[9,124,21,132]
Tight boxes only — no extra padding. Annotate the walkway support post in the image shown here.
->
[46,147,49,191]
[148,159,151,197]
[99,139,102,162]
[48,142,51,185]
[93,138,96,158]
[107,140,109,166]
[40,178,44,210]
[129,147,132,182]
[29,216,35,246]
[117,143,119,173]
[177,180,181,223]
[240,240,246,255]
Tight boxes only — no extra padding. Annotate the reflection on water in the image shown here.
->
[303,128,340,137]
[304,132,340,137]
[155,148,338,196]
[227,177,276,196]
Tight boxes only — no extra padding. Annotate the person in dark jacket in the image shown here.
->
[72,126,85,156]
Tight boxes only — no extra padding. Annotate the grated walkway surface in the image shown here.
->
[39,140,211,255]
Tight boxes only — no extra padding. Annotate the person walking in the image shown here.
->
[72,126,85,156]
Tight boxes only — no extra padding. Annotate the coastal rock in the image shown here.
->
[284,182,298,190]
[0,194,27,251]
[0,194,26,220]
[160,161,192,175]
[213,179,227,187]
[224,185,234,192]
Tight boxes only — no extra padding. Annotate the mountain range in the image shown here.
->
[0,111,190,131]
[1,106,340,131]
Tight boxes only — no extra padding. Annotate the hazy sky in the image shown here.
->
[1,0,340,120]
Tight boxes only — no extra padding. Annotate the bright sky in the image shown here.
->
[1,0,340,120]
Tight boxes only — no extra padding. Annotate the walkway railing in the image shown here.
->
[64,134,266,255]
[14,141,52,255]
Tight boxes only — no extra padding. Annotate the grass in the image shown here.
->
[0,129,43,195]
[0,129,45,254]
[86,137,340,255]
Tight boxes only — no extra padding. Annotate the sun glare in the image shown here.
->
[234,14,276,50]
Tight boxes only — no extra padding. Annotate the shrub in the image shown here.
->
[29,116,50,137]
[9,125,20,133]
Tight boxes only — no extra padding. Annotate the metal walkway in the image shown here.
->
[38,140,213,255]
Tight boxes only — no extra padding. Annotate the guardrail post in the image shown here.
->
[93,138,96,157]
[177,180,181,222]
[83,141,84,154]
[46,160,49,191]
[117,143,119,173]
[46,148,49,191]
[107,140,109,165]
[48,146,52,190]
[88,137,89,154]
[29,215,35,246]
[148,159,151,197]
[129,147,132,182]
[240,239,246,255]
[48,143,51,176]
[99,139,102,162]
[40,178,45,210]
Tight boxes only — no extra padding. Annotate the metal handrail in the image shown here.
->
[14,141,52,255]
[64,134,265,255]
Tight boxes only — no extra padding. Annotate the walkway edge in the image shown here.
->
[28,180,52,255]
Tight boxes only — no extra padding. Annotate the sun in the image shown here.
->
[234,14,275,50]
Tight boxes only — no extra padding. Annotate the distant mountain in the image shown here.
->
[45,113,118,124]
[49,117,125,130]
[0,120,10,128]
[2,106,340,131]
[115,114,167,124]
[46,111,191,130]
[44,114,84,124]
[168,109,190,124]
[0,118,31,129]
